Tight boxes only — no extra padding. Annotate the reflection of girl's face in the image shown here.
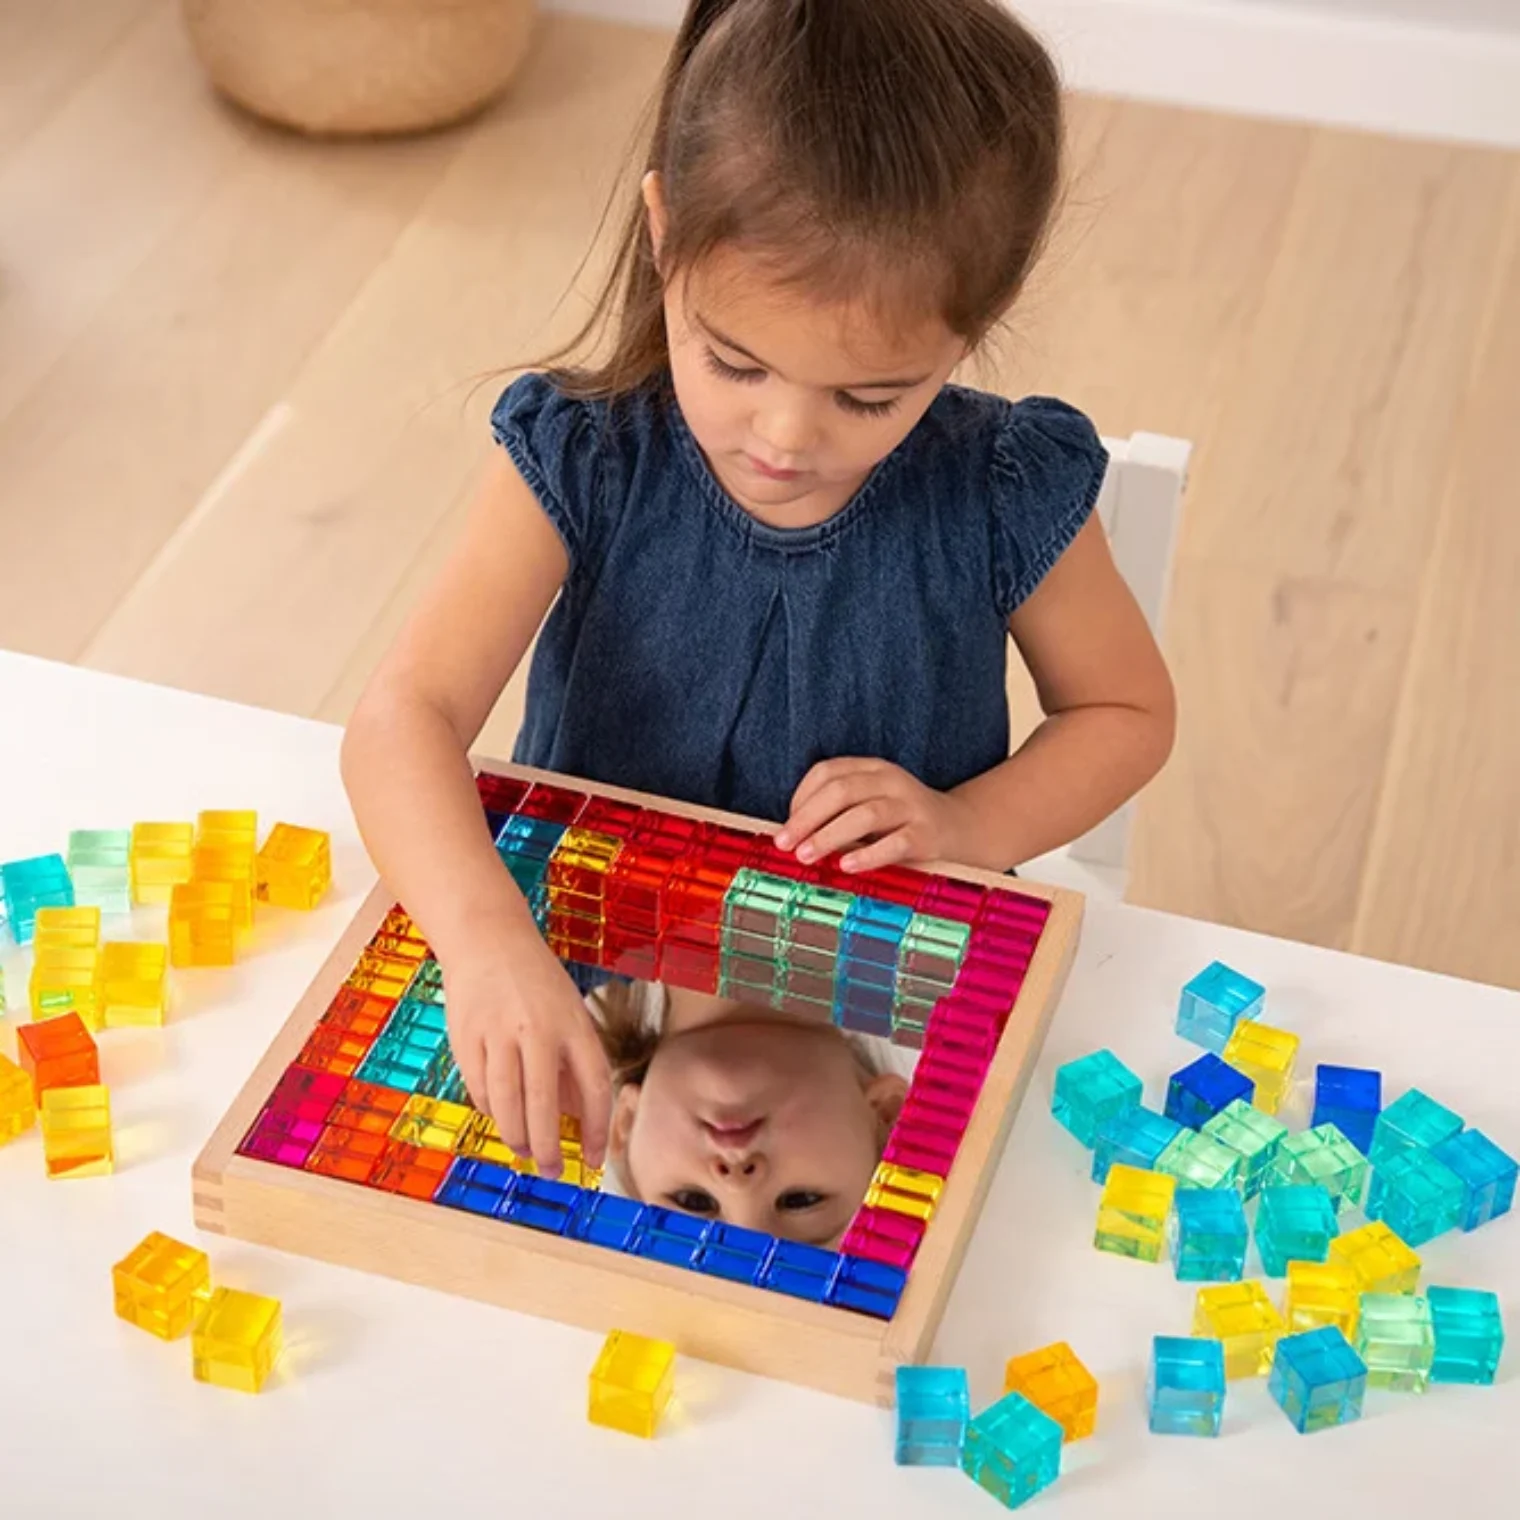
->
[611,1004,906,1247]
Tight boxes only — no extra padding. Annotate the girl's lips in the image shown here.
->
[745,453,803,482]
[703,1118,763,1149]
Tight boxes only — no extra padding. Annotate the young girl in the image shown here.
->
[594,981,908,1246]
[342,0,1174,1184]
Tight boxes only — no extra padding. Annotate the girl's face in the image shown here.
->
[610,994,907,1246]
[645,175,967,529]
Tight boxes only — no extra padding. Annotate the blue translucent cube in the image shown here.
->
[1167,1187,1248,1281]
[1369,1088,1463,1169]
[1365,1147,1465,1247]
[1428,1285,1505,1386]
[827,1255,907,1319]
[1202,1099,1287,1199]
[1268,1327,1367,1433]
[895,1366,970,1466]
[1431,1128,1517,1231]
[1255,1185,1339,1277]
[1165,1053,1254,1131]
[1176,961,1264,1053]
[962,1391,1063,1507]
[1051,1049,1142,1148]
[0,853,75,946]
[1312,1065,1382,1155]
[1147,1336,1226,1436]
[1091,1107,1183,1184]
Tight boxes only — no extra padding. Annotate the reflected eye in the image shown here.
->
[667,1188,720,1215]
[703,348,764,383]
[776,1190,826,1212]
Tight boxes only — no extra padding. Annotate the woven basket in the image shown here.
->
[182,0,538,137]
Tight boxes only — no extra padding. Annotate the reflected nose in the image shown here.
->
[708,1150,766,1185]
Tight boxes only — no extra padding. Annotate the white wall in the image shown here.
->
[1196,0,1520,31]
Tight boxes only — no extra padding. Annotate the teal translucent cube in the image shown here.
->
[962,1391,1062,1508]
[1430,1129,1517,1231]
[1428,1285,1505,1385]
[1255,1185,1339,1277]
[1268,1327,1366,1434]
[65,829,133,916]
[1365,1147,1465,1247]
[1202,1100,1288,1199]
[1369,1088,1463,1169]
[1176,961,1264,1053]
[895,1366,969,1466]
[1148,1336,1226,1436]
[1155,1129,1241,1191]
[1269,1123,1368,1210]
[1091,1107,1183,1184]
[1051,1049,1142,1148]
[1167,1187,1248,1281]
[1355,1292,1434,1391]
[0,853,75,945]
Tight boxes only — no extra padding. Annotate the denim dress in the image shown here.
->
[492,372,1107,826]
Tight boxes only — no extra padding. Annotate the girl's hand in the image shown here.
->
[443,932,612,1180]
[776,758,976,873]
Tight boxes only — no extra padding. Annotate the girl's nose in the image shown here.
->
[753,403,813,459]
[710,1152,766,1184]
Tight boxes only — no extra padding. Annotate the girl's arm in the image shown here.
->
[779,517,1175,872]
[340,451,611,1176]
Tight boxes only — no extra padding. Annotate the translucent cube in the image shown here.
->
[1268,1327,1367,1434]
[0,1053,37,1144]
[1193,1281,1284,1379]
[113,1231,212,1340]
[1355,1292,1434,1392]
[1329,1221,1422,1295]
[1002,1341,1098,1442]
[1269,1123,1368,1210]
[129,823,194,906]
[100,941,169,1027]
[1165,1052,1254,1131]
[256,823,333,910]
[39,1083,113,1179]
[1221,1020,1299,1115]
[1369,1088,1463,1170]
[0,853,75,945]
[66,830,132,916]
[1365,1148,1465,1248]
[961,1391,1063,1508]
[192,1287,283,1393]
[588,1329,675,1438]
[1254,1185,1339,1277]
[1176,961,1264,1053]
[1202,1099,1287,1198]
[1155,1129,1241,1191]
[1094,1164,1175,1263]
[1428,1285,1504,1386]
[1148,1335,1225,1436]
[895,1365,970,1465]
[1312,1064,1381,1155]
[1430,1129,1517,1231]
[1051,1049,1142,1148]
[1284,1260,1361,1338]
[16,1011,99,1096]
[1167,1186,1248,1282]
[1091,1106,1183,1184]
[169,881,240,968]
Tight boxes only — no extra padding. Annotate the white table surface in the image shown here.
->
[2,649,1515,1518]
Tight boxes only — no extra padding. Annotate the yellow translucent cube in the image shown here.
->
[1193,1281,1284,1379]
[34,905,102,950]
[192,1287,283,1393]
[864,1162,945,1221]
[101,941,169,1027]
[29,944,104,1029]
[0,1053,37,1144]
[1221,1021,1299,1116]
[40,1083,114,1179]
[256,823,332,910]
[1328,1221,1421,1295]
[1003,1341,1098,1441]
[197,810,258,849]
[130,822,195,905]
[456,1110,520,1166]
[390,1095,474,1151]
[113,1231,212,1339]
[588,1330,675,1437]
[169,881,239,968]
[1284,1259,1361,1338]
[1094,1164,1175,1262]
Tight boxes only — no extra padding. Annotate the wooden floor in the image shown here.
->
[3,3,1517,989]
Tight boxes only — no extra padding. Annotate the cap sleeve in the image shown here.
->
[490,372,610,578]
[988,397,1108,618]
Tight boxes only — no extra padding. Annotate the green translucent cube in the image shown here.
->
[1202,1100,1287,1199]
[1156,1129,1242,1191]
[1270,1123,1368,1210]
[1355,1293,1434,1392]
[65,830,132,916]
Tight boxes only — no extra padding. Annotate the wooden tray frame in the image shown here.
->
[192,763,1084,1406]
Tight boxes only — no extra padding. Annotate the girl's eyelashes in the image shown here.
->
[776,1189,826,1212]
[701,346,902,419]
[668,1188,720,1214]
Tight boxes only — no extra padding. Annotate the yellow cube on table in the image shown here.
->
[256,823,332,910]
[40,1083,114,1179]
[101,941,169,1027]
[588,1329,675,1438]
[1221,1021,1299,1116]
[1328,1221,1421,1295]
[113,1231,212,1339]
[34,906,102,949]
[0,1053,37,1144]
[1003,1340,1098,1442]
[192,1287,283,1393]
[169,882,239,968]
[1192,1281,1284,1379]
[1094,1164,1175,1263]
[1284,1259,1362,1338]
[130,822,195,905]
[29,945,104,1030]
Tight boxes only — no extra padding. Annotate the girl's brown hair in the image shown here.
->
[545,0,1064,400]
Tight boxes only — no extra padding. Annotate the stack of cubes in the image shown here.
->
[255,822,332,911]
[834,898,914,1038]
[66,830,132,916]
[546,824,625,966]
[131,823,194,906]
[28,905,104,1028]
[718,868,804,1007]
[15,1009,109,1179]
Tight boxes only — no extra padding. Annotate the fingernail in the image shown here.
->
[840,854,857,872]
[775,830,792,849]
[798,844,816,862]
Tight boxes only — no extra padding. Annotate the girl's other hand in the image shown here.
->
[443,933,612,1179]
[776,758,975,873]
